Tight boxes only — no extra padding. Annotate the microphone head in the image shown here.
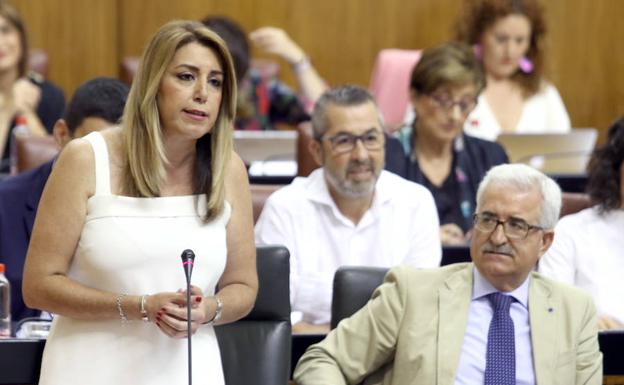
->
[181,249,195,282]
[181,249,195,263]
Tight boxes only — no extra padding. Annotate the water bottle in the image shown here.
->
[10,115,30,174]
[12,115,30,136]
[0,263,11,338]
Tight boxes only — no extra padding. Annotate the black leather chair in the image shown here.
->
[216,245,292,385]
[330,266,388,330]
[441,246,472,266]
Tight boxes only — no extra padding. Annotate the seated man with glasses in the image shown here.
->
[255,85,441,333]
[295,163,602,385]
[386,42,508,246]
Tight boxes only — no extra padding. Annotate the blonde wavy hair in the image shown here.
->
[122,20,237,221]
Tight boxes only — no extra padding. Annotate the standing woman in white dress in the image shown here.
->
[455,0,571,141]
[23,20,257,384]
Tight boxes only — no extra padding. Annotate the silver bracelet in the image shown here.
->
[116,293,128,325]
[292,55,312,74]
[205,296,223,325]
[140,295,150,323]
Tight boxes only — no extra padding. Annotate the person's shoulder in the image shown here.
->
[263,173,316,208]
[387,263,471,287]
[54,136,96,175]
[532,80,564,100]
[225,150,248,180]
[462,133,506,154]
[39,79,64,96]
[532,271,594,305]
[462,133,509,163]
[29,75,64,100]
[0,161,53,197]
[538,80,560,93]
[556,205,601,229]
[379,170,434,203]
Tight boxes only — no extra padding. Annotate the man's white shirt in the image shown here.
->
[255,168,441,324]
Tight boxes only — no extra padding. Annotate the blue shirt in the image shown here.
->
[454,268,535,385]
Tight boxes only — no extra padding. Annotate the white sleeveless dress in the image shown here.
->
[38,132,229,385]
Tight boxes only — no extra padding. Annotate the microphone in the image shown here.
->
[180,249,195,385]
[181,249,195,284]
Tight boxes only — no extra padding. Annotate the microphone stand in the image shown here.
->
[181,249,195,385]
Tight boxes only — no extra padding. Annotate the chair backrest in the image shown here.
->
[11,135,58,175]
[560,192,593,218]
[215,245,291,385]
[250,184,283,223]
[441,246,471,266]
[296,122,320,177]
[119,56,140,85]
[369,49,422,131]
[330,266,388,330]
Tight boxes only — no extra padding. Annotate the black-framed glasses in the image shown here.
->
[428,93,477,115]
[319,130,384,154]
[473,213,543,240]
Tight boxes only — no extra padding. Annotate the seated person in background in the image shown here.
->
[255,85,441,333]
[386,42,508,246]
[539,116,624,330]
[202,16,327,130]
[455,0,570,140]
[0,77,129,320]
[295,164,602,385]
[0,1,65,172]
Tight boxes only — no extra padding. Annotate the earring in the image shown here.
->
[518,56,534,73]
[473,44,482,60]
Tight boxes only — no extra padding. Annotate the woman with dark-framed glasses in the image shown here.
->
[386,42,508,245]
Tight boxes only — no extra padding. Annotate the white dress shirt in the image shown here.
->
[254,168,441,324]
[539,206,624,325]
[463,82,571,141]
[455,268,535,385]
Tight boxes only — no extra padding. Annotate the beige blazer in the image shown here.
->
[294,263,602,385]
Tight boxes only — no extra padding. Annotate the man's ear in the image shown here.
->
[52,119,71,148]
[308,138,324,167]
[537,230,555,258]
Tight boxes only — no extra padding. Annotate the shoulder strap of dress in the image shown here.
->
[83,131,112,196]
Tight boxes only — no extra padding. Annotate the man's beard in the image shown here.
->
[325,159,380,199]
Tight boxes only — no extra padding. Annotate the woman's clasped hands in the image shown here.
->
[146,285,219,338]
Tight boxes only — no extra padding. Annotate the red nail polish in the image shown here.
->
[195,296,202,303]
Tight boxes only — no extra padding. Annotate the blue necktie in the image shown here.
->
[484,292,515,385]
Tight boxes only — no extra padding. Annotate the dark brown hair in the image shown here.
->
[586,116,624,213]
[0,1,29,77]
[455,0,546,96]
